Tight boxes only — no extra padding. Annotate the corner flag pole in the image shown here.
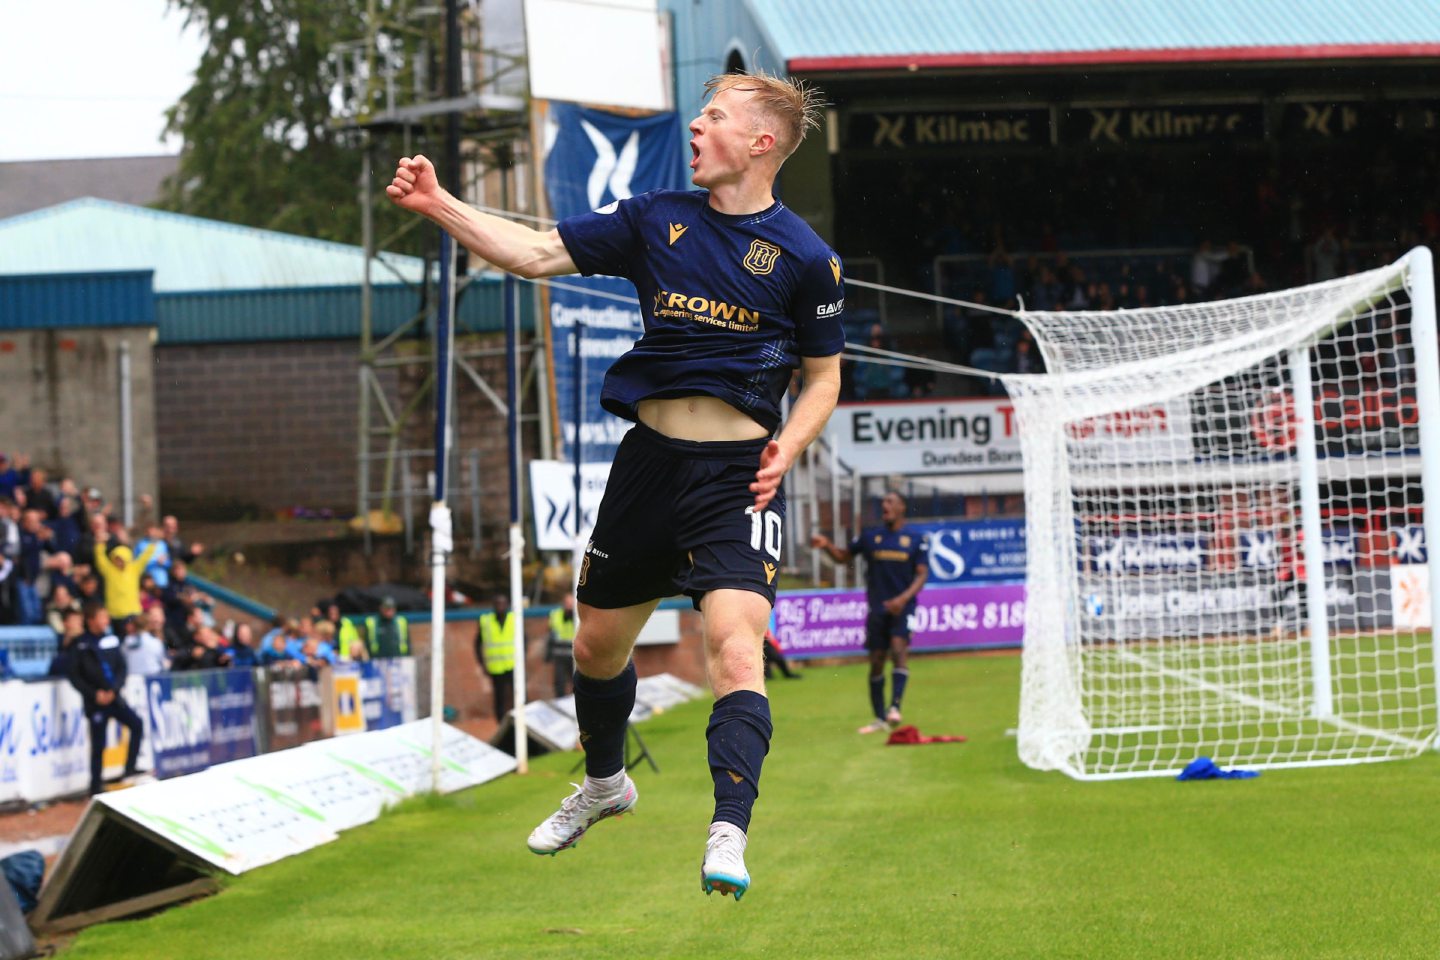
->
[429,232,458,794]
[505,275,530,773]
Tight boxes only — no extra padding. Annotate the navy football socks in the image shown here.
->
[706,690,773,832]
[890,669,909,710]
[574,661,637,779]
[869,674,886,719]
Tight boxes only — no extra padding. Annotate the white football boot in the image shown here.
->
[527,775,637,855]
[700,821,750,900]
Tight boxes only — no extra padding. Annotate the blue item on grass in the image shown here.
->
[1177,757,1259,781]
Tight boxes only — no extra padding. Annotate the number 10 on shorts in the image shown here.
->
[747,507,782,561]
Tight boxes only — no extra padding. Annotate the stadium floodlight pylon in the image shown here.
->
[1009,248,1440,779]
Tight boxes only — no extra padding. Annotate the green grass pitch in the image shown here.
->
[62,652,1440,959]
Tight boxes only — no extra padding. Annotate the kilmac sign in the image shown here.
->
[827,399,1024,476]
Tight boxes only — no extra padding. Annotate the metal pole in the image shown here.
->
[829,438,843,591]
[429,230,459,793]
[505,276,529,772]
[119,339,134,528]
[574,318,584,540]
[1288,345,1332,718]
[359,144,375,554]
[469,448,482,558]
[1400,246,1440,736]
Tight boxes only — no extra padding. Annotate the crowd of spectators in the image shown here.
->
[834,139,1440,401]
[0,450,430,683]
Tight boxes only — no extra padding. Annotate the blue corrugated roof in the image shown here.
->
[0,271,155,330]
[0,198,426,293]
[748,0,1440,65]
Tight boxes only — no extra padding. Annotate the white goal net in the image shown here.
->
[1009,248,1440,779]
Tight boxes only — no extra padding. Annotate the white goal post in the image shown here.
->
[1009,247,1440,779]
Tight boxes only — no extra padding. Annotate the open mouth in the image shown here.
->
[690,140,700,169]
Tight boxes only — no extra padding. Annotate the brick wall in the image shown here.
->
[154,335,533,549]
[154,340,376,514]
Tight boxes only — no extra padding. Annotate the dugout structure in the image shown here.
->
[1012,248,1439,779]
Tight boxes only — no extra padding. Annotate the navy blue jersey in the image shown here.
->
[849,526,929,607]
[557,189,846,432]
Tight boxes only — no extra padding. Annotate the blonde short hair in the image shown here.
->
[704,68,825,161]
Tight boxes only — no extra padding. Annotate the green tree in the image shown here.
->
[158,0,433,252]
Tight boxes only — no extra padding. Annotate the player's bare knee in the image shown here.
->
[572,634,628,679]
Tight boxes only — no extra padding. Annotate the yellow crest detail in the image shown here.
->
[668,222,688,245]
[829,256,842,285]
[727,770,745,785]
[763,561,777,585]
[899,535,910,548]
[743,239,782,276]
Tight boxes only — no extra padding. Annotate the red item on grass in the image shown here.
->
[886,725,967,745]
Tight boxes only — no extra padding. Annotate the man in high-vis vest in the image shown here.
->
[366,597,410,659]
[476,593,517,720]
[546,593,577,697]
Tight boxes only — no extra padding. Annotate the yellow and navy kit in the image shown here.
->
[850,526,930,609]
[557,189,847,432]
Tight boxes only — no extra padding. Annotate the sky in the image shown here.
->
[0,1,206,162]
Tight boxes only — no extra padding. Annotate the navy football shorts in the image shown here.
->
[864,606,914,652]
[577,421,785,611]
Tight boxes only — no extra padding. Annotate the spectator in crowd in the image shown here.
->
[162,515,204,564]
[365,597,410,659]
[123,608,170,677]
[1014,330,1046,375]
[136,522,173,590]
[1189,240,1225,297]
[1308,226,1342,282]
[476,593,517,721]
[46,496,82,559]
[68,602,144,796]
[47,607,84,679]
[851,324,907,400]
[344,625,370,662]
[76,571,103,608]
[45,583,81,635]
[24,470,57,520]
[330,603,366,660]
[92,528,158,624]
[260,629,301,669]
[0,455,25,499]
[174,625,232,671]
[18,509,69,626]
[229,622,261,668]
[260,613,287,651]
[298,628,337,681]
[546,593,577,698]
[1213,240,1249,298]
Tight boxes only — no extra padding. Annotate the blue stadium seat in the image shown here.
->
[0,627,60,680]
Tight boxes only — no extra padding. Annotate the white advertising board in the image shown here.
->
[827,399,1023,476]
[529,460,613,550]
[524,0,670,111]
[98,720,516,875]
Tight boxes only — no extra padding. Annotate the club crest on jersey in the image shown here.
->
[668,223,688,245]
[743,239,782,276]
[829,255,842,285]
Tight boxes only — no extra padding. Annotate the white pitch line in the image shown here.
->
[1110,647,1430,752]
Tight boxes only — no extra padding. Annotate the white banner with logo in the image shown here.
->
[529,460,613,550]
[827,399,1023,475]
[828,397,1197,475]
[1065,399,1196,465]
[0,676,151,805]
[97,720,516,874]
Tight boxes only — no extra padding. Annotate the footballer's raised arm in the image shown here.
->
[386,154,577,279]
